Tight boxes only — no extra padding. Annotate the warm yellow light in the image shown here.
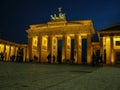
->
[114,37,120,41]
[106,37,110,41]
[10,46,14,56]
[32,36,38,47]
[106,37,110,50]
[0,44,4,52]
[6,45,10,53]
[103,37,106,46]
[81,34,87,37]
[113,37,120,49]
[111,58,114,64]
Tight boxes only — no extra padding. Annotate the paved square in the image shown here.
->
[0,62,120,90]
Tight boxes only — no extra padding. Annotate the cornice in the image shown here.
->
[26,20,95,36]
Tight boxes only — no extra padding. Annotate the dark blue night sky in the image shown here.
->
[0,0,120,43]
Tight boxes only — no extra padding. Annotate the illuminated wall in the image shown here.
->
[26,20,95,64]
[103,36,120,64]
[113,37,120,63]
[113,37,120,49]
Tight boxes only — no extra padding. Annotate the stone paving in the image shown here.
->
[0,62,120,90]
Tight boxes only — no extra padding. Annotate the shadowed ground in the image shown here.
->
[0,62,120,90]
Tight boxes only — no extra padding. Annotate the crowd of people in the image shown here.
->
[47,54,56,64]
[47,54,75,64]
[0,49,103,66]
[0,48,24,62]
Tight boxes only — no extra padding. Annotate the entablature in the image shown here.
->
[26,20,95,37]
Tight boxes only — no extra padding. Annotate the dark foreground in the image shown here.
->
[0,62,120,90]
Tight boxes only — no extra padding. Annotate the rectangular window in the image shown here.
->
[116,41,120,46]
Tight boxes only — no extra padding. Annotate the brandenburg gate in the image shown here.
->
[26,8,95,64]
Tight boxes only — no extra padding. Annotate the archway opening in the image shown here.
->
[82,39,87,63]
[57,40,62,63]
[71,39,74,60]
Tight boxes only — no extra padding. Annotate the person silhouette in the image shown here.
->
[47,54,51,64]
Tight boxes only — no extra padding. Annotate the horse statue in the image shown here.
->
[50,8,66,21]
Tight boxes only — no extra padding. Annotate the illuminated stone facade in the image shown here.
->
[26,20,95,64]
[25,8,95,64]
[98,24,120,64]
[1,23,120,65]
[1,8,119,65]
[0,39,28,62]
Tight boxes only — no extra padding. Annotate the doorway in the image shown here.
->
[57,40,62,63]
[71,39,74,60]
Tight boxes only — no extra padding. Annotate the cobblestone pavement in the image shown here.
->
[0,62,120,90]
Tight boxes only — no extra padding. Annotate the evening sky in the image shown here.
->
[0,0,120,43]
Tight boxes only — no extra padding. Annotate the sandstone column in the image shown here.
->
[48,36,57,63]
[8,45,11,61]
[52,37,58,63]
[62,35,71,63]
[38,35,48,63]
[106,37,111,64]
[110,36,114,64]
[74,35,82,64]
[23,47,27,62]
[87,34,92,64]
[14,47,18,62]
[3,44,6,61]
[38,35,42,62]
[48,35,53,63]
[28,36,33,61]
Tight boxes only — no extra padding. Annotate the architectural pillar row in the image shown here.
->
[0,44,12,61]
[0,44,27,61]
[29,34,92,64]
